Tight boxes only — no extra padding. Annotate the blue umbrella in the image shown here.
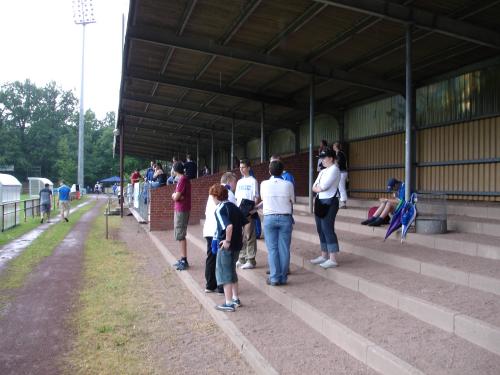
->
[401,193,418,243]
[384,201,404,241]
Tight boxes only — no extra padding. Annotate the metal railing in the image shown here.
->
[1,196,58,232]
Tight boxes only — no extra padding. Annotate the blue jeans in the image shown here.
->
[263,214,293,284]
[314,197,340,252]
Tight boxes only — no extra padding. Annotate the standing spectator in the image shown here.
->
[333,142,348,209]
[167,156,178,185]
[130,169,142,185]
[58,180,71,222]
[39,183,52,224]
[317,139,329,172]
[270,155,295,187]
[209,184,247,312]
[171,161,191,271]
[310,148,341,268]
[203,172,237,294]
[235,158,259,269]
[112,183,118,195]
[261,160,295,286]
[184,154,197,179]
[145,161,155,182]
[94,182,100,194]
[202,165,210,176]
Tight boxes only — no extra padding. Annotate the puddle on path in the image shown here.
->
[0,202,90,272]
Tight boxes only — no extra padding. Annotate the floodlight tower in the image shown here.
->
[72,0,95,190]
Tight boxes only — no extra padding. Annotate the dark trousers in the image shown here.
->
[205,237,217,290]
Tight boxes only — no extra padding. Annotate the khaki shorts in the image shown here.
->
[174,211,190,241]
[60,200,70,213]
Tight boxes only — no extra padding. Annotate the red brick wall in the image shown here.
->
[149,151,314,231]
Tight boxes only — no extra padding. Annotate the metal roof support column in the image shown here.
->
[231,116,235,170]
[260,103,265,163]
[119,121,124,217]
[309,76,315,214]
[196,137,199,178]
[404,24,414,202]
[211,131,214,175]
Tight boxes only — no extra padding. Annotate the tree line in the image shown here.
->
[0,80,144,188]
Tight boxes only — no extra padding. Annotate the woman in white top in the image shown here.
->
[310,148,341,268]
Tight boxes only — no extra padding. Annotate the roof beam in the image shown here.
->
[124,93,291,129]
[126,68,298,109]
[314,0,500,49]
[127,25,404,94]
[123,110,255,138]
[124,132,224,152]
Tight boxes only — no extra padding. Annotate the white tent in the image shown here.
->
[0,174,22,230]
[0,173,22,203]
[28,177,54,197]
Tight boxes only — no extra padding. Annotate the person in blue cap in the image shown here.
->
[361,177,405,227]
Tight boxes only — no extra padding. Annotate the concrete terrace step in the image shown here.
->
[148,229,376,375]
[264,235,500,356]
[185,227,500,375]
[292,220,500,297]
[295,203,500,238]
[294,211,500,261]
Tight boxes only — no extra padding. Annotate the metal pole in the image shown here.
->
[231,116,235,169]
[260,103,265,163]
[405,25,413,202]
[119,122,124,217]
[196,138,199,178]
[77,24,86,190]
[106,197,109,239]
[308,76,315,213]
[211,131,214,174]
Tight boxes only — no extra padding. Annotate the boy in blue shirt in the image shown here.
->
[361,178,405,227]
[58,181,71,222]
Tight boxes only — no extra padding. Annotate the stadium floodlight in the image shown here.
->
[72,0,95,190]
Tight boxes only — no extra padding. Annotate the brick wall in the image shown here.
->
[149,151,314,231]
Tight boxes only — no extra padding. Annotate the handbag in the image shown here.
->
[314,196,331,218]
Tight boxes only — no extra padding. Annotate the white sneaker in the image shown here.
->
[320,259,338,269]
[241,262,255,269]
[310,256,327,264]
[236,261,242,268]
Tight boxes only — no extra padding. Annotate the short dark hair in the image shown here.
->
[44,183,49,188]
[209,184,228,201]
[173,161,184,174]
[239,158,250,167]
[269,160,284,176]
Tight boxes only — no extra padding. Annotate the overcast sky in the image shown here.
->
[0,0,130,119]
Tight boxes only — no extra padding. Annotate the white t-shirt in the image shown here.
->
[235,175,259,206]
[203,186,236,238]
[260,177,294,215]
[313,164,341,199]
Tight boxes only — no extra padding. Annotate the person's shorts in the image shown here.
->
[60,201,70,211]
[174,211,190,241]
[216,248,240,286]
[41,203,51,213]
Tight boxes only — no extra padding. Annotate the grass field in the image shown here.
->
[64,212,158,375]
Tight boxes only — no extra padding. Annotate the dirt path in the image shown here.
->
[0,198,105,375]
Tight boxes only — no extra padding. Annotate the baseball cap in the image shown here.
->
[319,149,335,158]
[387,178,401,192]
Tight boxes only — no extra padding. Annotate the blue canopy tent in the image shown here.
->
[99,176,122,184]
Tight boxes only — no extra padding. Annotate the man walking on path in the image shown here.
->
[39,183,52,224]
[172,161,191,271]
[58,181,71,222]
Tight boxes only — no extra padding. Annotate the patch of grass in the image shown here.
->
[0,196,90,247]
[0,201,96,292]
[65,213,158,375]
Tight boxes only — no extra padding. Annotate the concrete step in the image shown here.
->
[147,229,376,375]
[260,234,500,356]
[292,220,500,297]
[295,203,500,238]
[186,227,500,375]
[294,211,500,261]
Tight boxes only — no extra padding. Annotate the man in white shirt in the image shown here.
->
[260,160,294,285]
[235,159,259,269]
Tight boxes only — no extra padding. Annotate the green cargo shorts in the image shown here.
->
[174,211,190,241]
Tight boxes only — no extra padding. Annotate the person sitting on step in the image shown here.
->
[361,178,405,227]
